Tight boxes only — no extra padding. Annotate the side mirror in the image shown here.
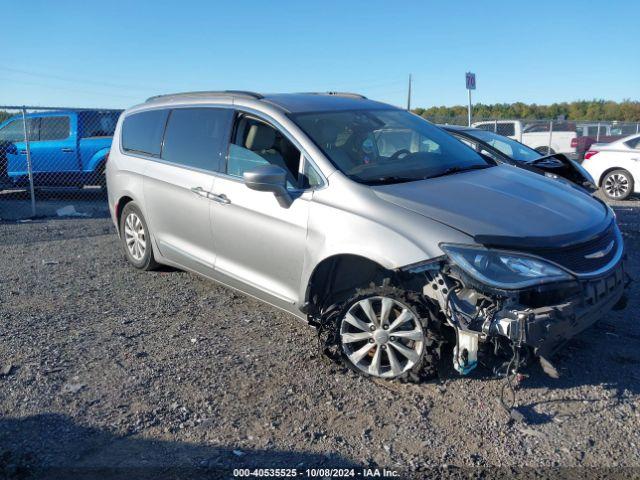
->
[243,164,293,208]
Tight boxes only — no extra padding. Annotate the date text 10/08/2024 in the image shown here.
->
[232,468,400,477]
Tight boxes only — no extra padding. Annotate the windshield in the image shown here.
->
[290,109,492,185]
[466,129,541,163]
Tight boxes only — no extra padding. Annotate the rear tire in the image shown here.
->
[119,202,159,271]
[602,169,633,201]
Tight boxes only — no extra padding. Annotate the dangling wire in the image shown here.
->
[499,344,521,414]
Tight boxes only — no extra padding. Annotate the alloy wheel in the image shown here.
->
[124,212,146,261]
[340,296,425,378]
[604,173,630,198]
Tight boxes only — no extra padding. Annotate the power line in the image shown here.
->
[0,76,143,101]
[0,66,161,92]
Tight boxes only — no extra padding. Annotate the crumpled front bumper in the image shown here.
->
[496,261,627,357]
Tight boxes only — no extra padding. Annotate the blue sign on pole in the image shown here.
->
[466,72,476,90]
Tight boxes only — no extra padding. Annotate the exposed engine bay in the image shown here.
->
[416,259,627,378]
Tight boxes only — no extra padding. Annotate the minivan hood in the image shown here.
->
[372,165,611,249]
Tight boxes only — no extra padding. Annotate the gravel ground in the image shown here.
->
[0,195,639,479]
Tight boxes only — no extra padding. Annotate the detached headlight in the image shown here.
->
[441,244,573,289]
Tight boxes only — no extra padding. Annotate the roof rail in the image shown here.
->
[146,90,264,102]
[311,91,367,99]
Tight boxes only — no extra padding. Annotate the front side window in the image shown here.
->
[291,109,492,185]
[122,109,169,157]
[226,115,301,189]
[466,129,541,163]
[39,116,70,141]
[161,108,233,172]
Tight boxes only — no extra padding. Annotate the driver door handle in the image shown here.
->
[209,193,231,205]
[190,186,211,198]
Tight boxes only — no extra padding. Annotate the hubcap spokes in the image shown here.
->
[340,296,424,378]
[124,213,146,260]
[605,174,629,198]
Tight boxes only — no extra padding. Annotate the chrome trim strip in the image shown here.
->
[572,227,624,279]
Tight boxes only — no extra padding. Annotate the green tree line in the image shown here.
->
[414,100,640,122]
[0,111,12,124]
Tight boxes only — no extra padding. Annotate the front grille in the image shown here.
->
[526,224,621,275]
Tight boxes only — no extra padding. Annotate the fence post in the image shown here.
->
[548,120,553,153]
[636,123,639,134]
[494,120,497,133]
[21,107,36,218]
[596,122,601,142]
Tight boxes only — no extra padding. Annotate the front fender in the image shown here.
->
[298,200,431,304]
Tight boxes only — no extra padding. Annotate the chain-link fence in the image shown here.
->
[0,106,122,221]
[2,105,640,221]
[425,115,640,160]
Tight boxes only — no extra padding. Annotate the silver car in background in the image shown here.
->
[106,91,627,381]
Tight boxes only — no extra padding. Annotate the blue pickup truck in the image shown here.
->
[0,109,122,188]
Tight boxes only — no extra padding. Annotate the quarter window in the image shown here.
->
[161,108,233,172]
[625,137,640,150]
[302,158,323,188]
[39,116,70,141]
[122,109,169,157]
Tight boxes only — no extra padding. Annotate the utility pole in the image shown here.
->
[407,74,412,111]
[467,89,472,127]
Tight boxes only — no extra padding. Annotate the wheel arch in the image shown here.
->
[115,195,135,234]
[303,254,396,314]
[86,147,111,172]
[599,166,633,187]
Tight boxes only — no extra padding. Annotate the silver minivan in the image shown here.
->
[107,91,626,381]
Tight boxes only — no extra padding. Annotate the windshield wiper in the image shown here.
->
[427,163,492,179]
[364,176,421,186]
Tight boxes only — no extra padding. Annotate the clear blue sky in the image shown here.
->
[2,0,639,109]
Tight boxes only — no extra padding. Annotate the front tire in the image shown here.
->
[602,169,633,201]
[119,202,159,270]
[333,285,440,381]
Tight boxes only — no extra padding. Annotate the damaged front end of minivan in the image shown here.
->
[400,219,628,378]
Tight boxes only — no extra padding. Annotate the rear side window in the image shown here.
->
[80,111,121,137]
[161,108,233,172]
[122,110,169,157]
[474,123,495,132]
[496,123,515,136]
[39,116,70,141]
